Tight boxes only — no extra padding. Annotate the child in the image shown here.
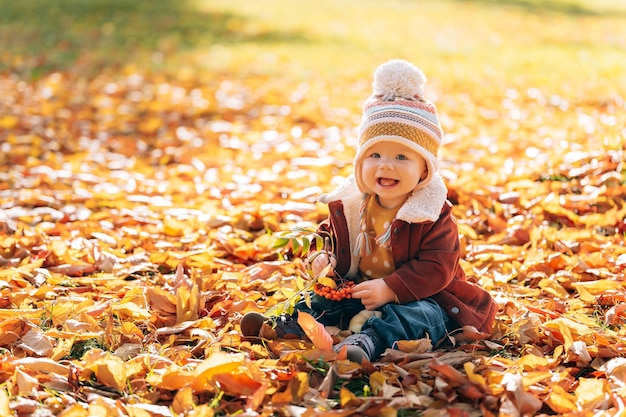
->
[241,59,498,363]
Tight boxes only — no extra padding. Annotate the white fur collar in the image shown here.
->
[318,174,448,224]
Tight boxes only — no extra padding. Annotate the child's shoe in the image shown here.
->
[240,311,305,340]
[333,330,385,363]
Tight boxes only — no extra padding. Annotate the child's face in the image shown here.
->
[361,141,427,209]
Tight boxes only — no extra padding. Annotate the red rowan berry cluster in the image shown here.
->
[313,280,355,301]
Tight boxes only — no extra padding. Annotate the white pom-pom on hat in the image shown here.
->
[372,59,426,101]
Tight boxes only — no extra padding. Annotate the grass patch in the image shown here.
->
[66,338,108,360]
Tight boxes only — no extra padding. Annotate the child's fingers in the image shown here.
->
[311,252,337,277]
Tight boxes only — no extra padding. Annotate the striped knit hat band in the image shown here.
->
[359,119,440,157]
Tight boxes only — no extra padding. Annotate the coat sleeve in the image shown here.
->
[383,203,463,303]
[314,201,353,279]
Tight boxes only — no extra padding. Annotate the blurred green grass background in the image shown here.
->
[1,0,625,96]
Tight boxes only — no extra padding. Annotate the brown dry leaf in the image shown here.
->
[605,303,626,325]
[172,386,196,415]
[0,317,33,345]
[429,357,470,386]
[12,357,70,376]
[18,328,54,357]
[500,373,543,416]
[15,368,39,396]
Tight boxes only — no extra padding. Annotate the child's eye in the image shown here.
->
[370,152,381,158]
[396,154,407,160]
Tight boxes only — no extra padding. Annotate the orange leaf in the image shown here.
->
[81,350,127,390]
[247,381,270,411]
[429,357,469,385]
[545,384,577,414]
[192,352,246,391]
[605,303,626,325]
[297,311,333,351]
[213,371,263,397]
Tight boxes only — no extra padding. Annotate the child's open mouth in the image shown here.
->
[377,177,399,186]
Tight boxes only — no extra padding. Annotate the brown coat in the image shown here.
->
[317,175,498,334]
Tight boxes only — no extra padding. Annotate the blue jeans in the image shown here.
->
[294,294,453,350]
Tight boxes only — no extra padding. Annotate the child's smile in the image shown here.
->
[377,177,399,187]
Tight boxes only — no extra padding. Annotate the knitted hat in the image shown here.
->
[353,59,443,195]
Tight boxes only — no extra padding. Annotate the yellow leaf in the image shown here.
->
[138,116,162,134]
[55,404,89,416]
[112,301,151,320]
[575,378,609,408]
[574,284,596,303]
[516,353,550,370]
[120,321,144,340]
[538,278,568,299]
[464,362,487,388]
[120,286,149,308]
[544,317,593,350]
[176,280,200,323]
[51,336,74,361]
[303,291,312,309]
[163,217,186,237]
[295,274,305,290]
[0,318,30,345]
[339,386,359,407]
[317,276,336,289]
[82,351,127,390]
[521,371,552,387]
[150,365,190,390]
[280,287,296,299]
[369,371,387,395]
[572,279,622,296]
[0,115,19,129]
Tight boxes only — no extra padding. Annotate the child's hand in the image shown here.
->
[310,251,336,278]
[352,280,397,310]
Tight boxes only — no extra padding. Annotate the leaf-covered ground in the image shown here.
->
[1,0,626,416]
